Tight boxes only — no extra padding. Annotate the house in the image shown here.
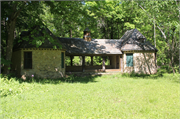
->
[12,26,66,79]
[58,28,158,74]
[12,26,158,79]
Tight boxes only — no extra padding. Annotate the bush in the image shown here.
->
[122,73,130,77]
[122,71,148,78]
[158,65,179,73]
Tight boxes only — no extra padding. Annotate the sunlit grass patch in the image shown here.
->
[0,73,179,118]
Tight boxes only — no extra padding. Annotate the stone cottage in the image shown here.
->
[58,28,158,74]
[12,27,158,79]
[12,26,66,79]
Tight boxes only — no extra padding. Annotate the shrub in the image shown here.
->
[122,73,130,77]
[122,71,150,78]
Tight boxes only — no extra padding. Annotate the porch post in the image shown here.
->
[120,55,123,72]
[102,56,106,72]
[109,56,112,65]
[82,56,85,72]
[70,56,74,66]
[91,56,93,66]
[118,55,121,69]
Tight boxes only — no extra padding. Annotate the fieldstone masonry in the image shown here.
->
[12,49,65,79]
[124,52,157,74]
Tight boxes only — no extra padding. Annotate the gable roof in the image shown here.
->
[15,27,158,54]
[58,29,157,55]
[13,26,65,50]
[120,29,158,51]
[57,38,123,55]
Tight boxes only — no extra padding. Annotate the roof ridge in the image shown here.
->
[119,29,135,49]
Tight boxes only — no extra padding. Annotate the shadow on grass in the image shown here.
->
[15,74,102,84]
[122,72,180,83]
[122,72,163,79]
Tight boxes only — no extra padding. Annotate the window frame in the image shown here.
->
[61,52,65,68]
[126,53,133,67]
[24,51,32,69]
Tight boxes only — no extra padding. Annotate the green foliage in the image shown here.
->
[2,1,179,74]
[157,66,169,73]
[85,56,91,66]
[65,56,110,66]
[1,56,11,66]
[73,56,81,66]
[122,71,150,78]
[0,76,22,97]
[65,56,71,66]
[157,65,180,74]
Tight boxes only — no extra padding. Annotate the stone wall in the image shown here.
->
[123,52,157,74]
[11,50,22,77]
[18,49,65,79]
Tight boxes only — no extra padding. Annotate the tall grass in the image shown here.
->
[0,73,179,118]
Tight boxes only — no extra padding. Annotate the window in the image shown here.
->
[24,52,32,69]
[61,52,64,68]
[126,54,133,67]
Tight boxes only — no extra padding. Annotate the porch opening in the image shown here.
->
[65,55,122,72]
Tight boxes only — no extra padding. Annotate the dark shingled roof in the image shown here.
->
[15,27,158,54]
[14,26,65,50]
[120,29,158,51]
[57,38,123,55]
[57,29,157,55]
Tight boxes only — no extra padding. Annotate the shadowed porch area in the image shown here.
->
[65,55,123,73]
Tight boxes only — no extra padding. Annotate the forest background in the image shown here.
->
[1,0,180,74]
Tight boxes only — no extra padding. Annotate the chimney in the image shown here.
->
[83,27,91,42]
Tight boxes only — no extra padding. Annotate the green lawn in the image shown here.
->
[1,73,179,118]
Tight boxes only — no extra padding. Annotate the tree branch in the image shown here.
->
[12,1,27,21]
[138,4,167,39]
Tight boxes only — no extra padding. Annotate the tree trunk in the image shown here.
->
[117,20,119,39]
[3,20,16,74]
[69,29,72,38]
[82,56,85,72]
[107,20,109,39]
[171,28,176,74]
[143,53,152,74]
[170,57,175,75]
[154,16,156,47]
[110,18,113,39]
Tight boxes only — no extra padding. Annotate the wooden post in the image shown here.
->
[82,56,85,72]
[109,56,112,65]
[102,56,106,72]
[70,56,74,66]
[118,55,120,69]
[91,56,93,66]
[120,55,123,72]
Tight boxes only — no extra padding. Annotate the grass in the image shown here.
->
[0,73,180,118]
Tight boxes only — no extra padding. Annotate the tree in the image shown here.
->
[2,1,179,75]
[1,1,44,74]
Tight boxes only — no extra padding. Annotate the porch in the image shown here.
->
[65,55,123,73]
